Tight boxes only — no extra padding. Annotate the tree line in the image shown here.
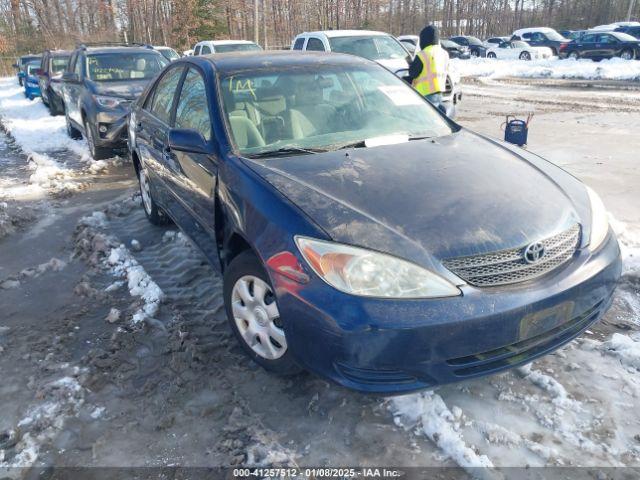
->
[1,0,638,56]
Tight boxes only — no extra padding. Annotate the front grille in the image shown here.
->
[446,300,603,377]
[335,363,419,386]
[443,224,580,287]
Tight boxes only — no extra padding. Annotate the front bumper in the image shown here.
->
[25,83,41,98]
[273,232,621,394]
[94,108,130,148]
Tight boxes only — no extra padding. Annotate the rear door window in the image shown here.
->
[201,45,212,54]
[174,68,212,141]
[293,38,305,50]
[150,66,184,124]
[306,38,325,51]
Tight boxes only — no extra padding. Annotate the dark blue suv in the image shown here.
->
[128,51,620,394]
[62,43,167,159]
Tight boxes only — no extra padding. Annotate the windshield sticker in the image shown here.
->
[228,76,257,100]
[377,85,422,106]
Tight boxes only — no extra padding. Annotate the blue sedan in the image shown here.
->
[127,51,621,394]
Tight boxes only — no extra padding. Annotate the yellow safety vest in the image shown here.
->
[412,45,449,96]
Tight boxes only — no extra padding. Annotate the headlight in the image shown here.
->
[94,95,124,108]
[295,236,461,298]
[586,186,609,250]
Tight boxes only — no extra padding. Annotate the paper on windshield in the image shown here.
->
[377,85,423,106]
[364,134,410,148]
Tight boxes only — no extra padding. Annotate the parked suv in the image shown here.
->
[37,49,71,115]
[512,27,571,56]
[61,43,167,160]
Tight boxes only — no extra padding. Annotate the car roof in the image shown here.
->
[197,40,257,46]
[189,50,371,73]
[46,49,72,56]
[297,30,390,38]
[513,27,556,34]
[81,46,157,54]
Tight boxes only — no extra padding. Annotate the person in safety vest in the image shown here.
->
[407,25,449,111]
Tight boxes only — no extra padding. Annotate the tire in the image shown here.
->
[620,49,634,60]
[470,49,480,58]
[223,251,302,375]
[550,47,558,56]
[18,77,23,87]
[519,51,531,61]
[568,51,579,60]
[487,52,497,59]
[65,111,82,139]
[84,120,112,160]
[138,161,169,225]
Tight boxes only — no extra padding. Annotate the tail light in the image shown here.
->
[559,43,568,51]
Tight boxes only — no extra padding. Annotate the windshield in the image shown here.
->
[441,40,457,48]
[51,56,69,74]
[87,52,167,82]
[215,43,262,53]
[220,64,454,157]
[26,62,40,75]
[545,30,567,41]
[329,36,409,61]
[158,48,180,60]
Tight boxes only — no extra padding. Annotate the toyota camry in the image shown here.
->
[127,51,621,394]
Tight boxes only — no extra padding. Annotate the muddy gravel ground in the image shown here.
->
[1,77,639,479]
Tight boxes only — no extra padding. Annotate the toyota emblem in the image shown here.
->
[524,242,545,264]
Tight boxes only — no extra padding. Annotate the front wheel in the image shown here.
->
[487,52,497,59]
[470,49,480,58]
[84,120,112,160]
[568,51,580,60]
[519,51,531,61]
[138,162,169,225]
[620,49,634,60]
[223,251,302,375]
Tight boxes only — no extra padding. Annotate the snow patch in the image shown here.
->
[601,333,640,370]
[107,244,165,323]
[453,57,640,81]
[389,391,495,474]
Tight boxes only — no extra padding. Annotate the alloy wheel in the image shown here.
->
[621,50,633,60]
[231,275,286,360]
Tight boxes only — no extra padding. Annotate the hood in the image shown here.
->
[376,57,410,75]
[249,130,589,269]
[90,80,149,100]
[419,25,440,49]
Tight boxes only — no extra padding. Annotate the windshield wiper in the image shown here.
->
[245,145,329,158]
[326,140,367,151]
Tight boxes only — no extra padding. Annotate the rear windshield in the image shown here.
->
[87,52,167,82]
[329,35,409,61]
[465,37,484,46]
[545,30,567,41]
[51,56,70,74]
[613,32,638,41]
[215,43,262,53]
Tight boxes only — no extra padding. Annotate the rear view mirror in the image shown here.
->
[168,128,210,155]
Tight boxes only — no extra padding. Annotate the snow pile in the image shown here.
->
[453,57,640,81]
[601,333,640,370]
[389,391,495,474]
[107,245,165,323]
[0,374,85,469]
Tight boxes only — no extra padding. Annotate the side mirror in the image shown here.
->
[62,72,79,83]
[168,128,210,154]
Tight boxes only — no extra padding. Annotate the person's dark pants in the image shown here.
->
[425,92,446,114]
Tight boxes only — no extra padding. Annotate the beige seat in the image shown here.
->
[229,116,265,150]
